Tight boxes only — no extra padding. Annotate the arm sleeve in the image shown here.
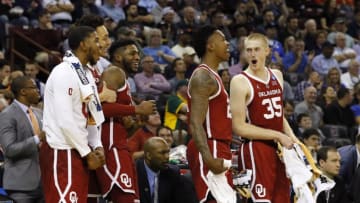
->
[134,74,162,94]
[150,75,171,92]
[0,114,38,161]
[102,103,136,117]
[53,69,91,157]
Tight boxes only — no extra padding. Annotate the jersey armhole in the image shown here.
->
[238,74,254,106]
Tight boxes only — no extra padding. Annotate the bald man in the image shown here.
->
[95,65,155,202]
[136,137,197,203]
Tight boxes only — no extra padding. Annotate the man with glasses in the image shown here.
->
[0,76,45,202]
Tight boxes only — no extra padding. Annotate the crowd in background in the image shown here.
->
[1,0,360,202]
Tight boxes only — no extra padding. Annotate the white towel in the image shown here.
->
[206,160,236,203]
[63,51,104,126]
[282,143,335,203]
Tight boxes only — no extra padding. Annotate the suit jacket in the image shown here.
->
[338,145,358,190]
[0,102,42,191]
[349,165,360,203]
[136,159,197,203]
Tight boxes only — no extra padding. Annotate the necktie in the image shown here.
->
[28,108,40,135]
[153,173,159,203]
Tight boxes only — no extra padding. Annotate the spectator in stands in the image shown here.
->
[171,33,192,58]
[0,60,11,90]
[24,61,45,98]
[341,59,360,90]
[128,111,162,160]
[296,113,313,137]
[118,3,147,39]
[42,0,74,28]
[168,58,187,91]
[164,79,188,131]
[269,62,294,101]
[347,10,360,39]
[124,0,154,25]
[279,15,302,44]
[302,128,321,161]
[317,146,350,203]
[294,71,322,102]
[156,126,174,147]
[177,6,200,36]
[183,47,199,78]
[151,1,180,25]
[138,0,158,13]
[327,17,354,48]
[229,36,246,77]
[98,0,126,24]
[13,0,43,27]
[143,28,177,67]
[209,10,231,40]
[320,0,342,30]
[283,35,295,54]
[333,32,357,72]
[311,41,339,77]
[156,7,178,47]
[256,8,277,34]
[72,0,102,22]
[218,69,231,94]
[338,134,360,193]
[295,85,324,128]
[312,30,328,56]
[284,100,297,133]
[324,87,355,128]
[134,55,171,100]
[324,67,344,92]
[317,85,337,111]
[283,37,313,75]
[303,19,318,52]
[266,23,284,64]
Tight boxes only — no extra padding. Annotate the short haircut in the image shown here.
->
[317,146,337,163]
[193,25,217,59]
[11,76,32,98]
[68,26,96,50]
[156,125,173,136]
[302,128,320,139]
[109,39,137,62]
[244,33,269,48]
[296,113,310,123]
[337,86,350,99]
[75,15,104,28]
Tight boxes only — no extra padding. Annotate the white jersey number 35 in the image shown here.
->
[262,96,282,119]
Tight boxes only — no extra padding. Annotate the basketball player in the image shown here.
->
[95,39,156,202]
[230,33,295,202]
[186,25,236,203]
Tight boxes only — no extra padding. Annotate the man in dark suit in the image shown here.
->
[338,134,360,190]
[0,76,45,202]
[136,137,197,203]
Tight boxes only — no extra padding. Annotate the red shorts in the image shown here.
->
[96,147,139,201]
[239,141,290,203]
[40,143,89,203]
[186,139,233,203]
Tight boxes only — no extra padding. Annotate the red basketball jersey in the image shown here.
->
[116,80,133,105]
[187,64,232,142]
[241,68,283,132]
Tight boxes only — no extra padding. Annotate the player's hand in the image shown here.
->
[86,151,105,170]
[99,81,116,103]
[135,100,157,115]
[277,133,294,149]
[94,147,105,164]
[206,157,228,174]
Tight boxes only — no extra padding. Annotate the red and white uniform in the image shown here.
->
[41,52,103,203]
[186,64,233,202]
[239,68,290,203]
[95,81,139,202]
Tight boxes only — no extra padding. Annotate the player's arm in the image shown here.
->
[272,69,299,143]
[230,74,293,149]
[189,69,227,174]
